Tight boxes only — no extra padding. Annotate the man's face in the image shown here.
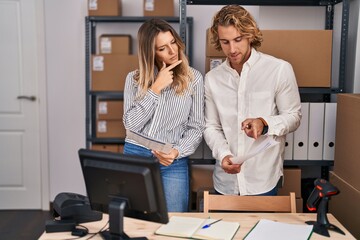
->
[217,25,251,68]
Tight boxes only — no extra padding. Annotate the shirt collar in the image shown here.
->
[223,48,260,74]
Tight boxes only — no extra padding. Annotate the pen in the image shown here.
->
[201,219,223,229]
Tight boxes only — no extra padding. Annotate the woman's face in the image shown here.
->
[154,31,179,67]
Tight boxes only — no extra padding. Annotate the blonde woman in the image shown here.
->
[123,19,204,212]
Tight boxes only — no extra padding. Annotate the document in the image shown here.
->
[126,130,173,154]
[244,219,313,240]
[155,216,240,240]
[231,136,279,164]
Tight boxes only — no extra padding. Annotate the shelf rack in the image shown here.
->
[178,0,346,179]
[179,0,349,101]
[85,16,193,149]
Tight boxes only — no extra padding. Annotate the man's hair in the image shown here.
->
[135,18,192,98]
[210,5,263,50]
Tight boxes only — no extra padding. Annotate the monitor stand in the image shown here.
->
[100,199,147,240]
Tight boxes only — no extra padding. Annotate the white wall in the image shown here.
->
[45,0,88,199]
[44,0,359,200]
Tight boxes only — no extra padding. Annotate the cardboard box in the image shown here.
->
[91,144,120,153]
[99,35,131,55]
[91,54,138,91]
[258,30,332,87]
[333,94,360,191]
[97,100,123,120]
[329,171,360,239]
[278,168,302,198]
[88,0,121,16]
[205,29,226,57]
[96,120,126,138]
[143,0,174,17]
[296,198,303,213]
[190,164,214,193]
[205,29,333,87]
[205,57,226,73]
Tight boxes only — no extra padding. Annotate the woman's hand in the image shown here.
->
[151,60,182,94]
[152,148,179,166]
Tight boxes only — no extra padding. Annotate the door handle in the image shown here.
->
[17,95,36,101]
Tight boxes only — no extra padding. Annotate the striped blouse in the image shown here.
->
[123,67,204,158]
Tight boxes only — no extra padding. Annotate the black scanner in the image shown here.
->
[45,192,102,233]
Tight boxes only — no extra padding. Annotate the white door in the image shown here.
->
[0,0,47,209]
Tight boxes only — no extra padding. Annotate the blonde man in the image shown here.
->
[204,5,301,196]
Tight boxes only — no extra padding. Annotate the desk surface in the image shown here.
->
[39,212,355,240]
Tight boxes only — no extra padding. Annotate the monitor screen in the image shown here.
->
[78,148,168,239]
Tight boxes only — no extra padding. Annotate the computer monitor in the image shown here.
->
[78,148,168,240]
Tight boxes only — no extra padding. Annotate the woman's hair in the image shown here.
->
[134,18,193,97]
[210,5,263,50]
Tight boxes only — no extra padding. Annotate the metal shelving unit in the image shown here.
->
[180,0,349,102]
[180,0,349,179]
[85,16,193,149]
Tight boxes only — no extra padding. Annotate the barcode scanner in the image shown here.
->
[305,178,345,237]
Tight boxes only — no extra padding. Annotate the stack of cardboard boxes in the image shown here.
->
[88,0,175,153]
[88,0,174,17]
[329,94,360,239]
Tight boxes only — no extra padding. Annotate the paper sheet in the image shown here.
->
[126,130,173,154]
[244,219,313,240]
[231,136,279,164]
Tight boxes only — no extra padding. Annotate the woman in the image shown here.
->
[123,19,204,212]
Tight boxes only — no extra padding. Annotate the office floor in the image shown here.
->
[0,210,52,240]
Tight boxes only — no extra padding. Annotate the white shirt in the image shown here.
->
[204,48,301,195]
[123,67,204,158]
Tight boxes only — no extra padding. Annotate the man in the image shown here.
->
[204,5,301,196]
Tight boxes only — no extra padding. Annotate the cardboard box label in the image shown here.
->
[100,38,112,54]
[89,0,97,10]
[97,121,107,133]
[93,56,104,71]
[210,58,224,70]
[98,102,108,114]
[145,0,155,11]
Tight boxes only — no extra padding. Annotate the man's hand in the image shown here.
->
[221,155,241,174]
[151,60,182,94]
[152,148,179,166]
[241,118,264,139]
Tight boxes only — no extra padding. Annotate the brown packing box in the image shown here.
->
[91,54,138,91]
[97,100,123,120]
[329,171,360,239]
[278,168,302,198]
[190,164,215,211]
[205,57,226,73]
[205,29,333,87]
[205,29,226,57]
[91,144,120,153]
[143,0,174,17]
[333,94,360,191]
[99,35,132,55]
[296,198,303,213]
[258,30,332,87]
[96,120,126,138]
[88,0,121,16]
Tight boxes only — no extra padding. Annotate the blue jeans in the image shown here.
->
[124,142,189,212]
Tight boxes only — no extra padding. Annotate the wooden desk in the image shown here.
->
[39,212,355,240]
